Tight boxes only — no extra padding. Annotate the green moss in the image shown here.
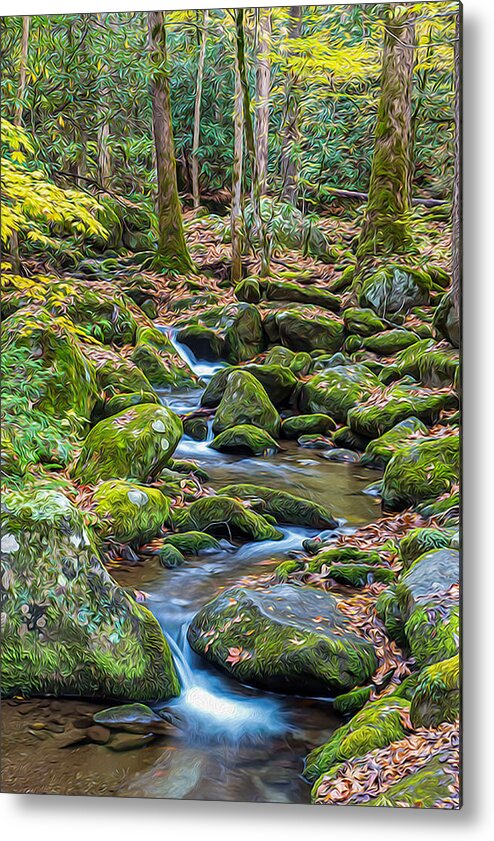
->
[332,426,370,451]
[410,654,460,727]
[264,278,340,312]
[333,686,373,716]
[343,335,363,354]
[360,416,428,469]
[418,490,460,523]
[175,496,283,542]
[223,303,265,363]
[363,330,419,355]
[74,404,183,484]
[93,480,170,544]
[212,370,281,437]
[281,414,336,438]
[87,345,155,398]
[168,459,209,481]
[363,755,457,808]
[211,424,279,456]
[348,383,457,438]
[274,309,346,353]
[183,416,209,441]
[394,339,459,387]
[319,563,395,587]
[158,544,186,568]
[241,364,298,406]
[289,351,313,376]
[299,365,381,424]
[405,603,459,667]
[399,527,455,569]
[162,531,221,555]
[433,291,459,348]
[130,343,196,389]
[102,390,160,418]
[382,435,459,510]
[305,697,411,783]
[235,277,262,303]
[217,483,337,529]
[358,265,431,317]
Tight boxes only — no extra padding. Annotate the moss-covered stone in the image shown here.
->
[332,686,373,716]
[342,307,386,337]
[86,345,155,399]
[343,335,363,354]
[281,414,336,438]
[211,424,279,456]
[410,655,460,728]
[183,416,209,440]
[188,584,378,696]
[158,544,186,568]
[299,365,381,423]
[162,531,221,555]
[93,480,170,544]
[433,291,460,348]
[360,416,428,469]
[348,383,457,438]
[405,601,459,668]
[212,370,281,436]
[74,404,183,484]
[362,755,458,808]
[217,483,337,529]
[223,303,265,362]
[176,324,226,361]
[235,277,262,303]
[418,490,460,523]
[382,435,459,510]
[393,338,459,387]
[359,265,431,316]
[363,330,419,355]
[399,527,455,569]
[305,697,411,782]
[332,426,371,451]
[264,278,340,312]
[272,309,346,353]
[130,343,196,389]
[102,390,160,418]
[396,548,459,619]
[242,364,298,406]
[174,496,283,542]
[1,488,179,701]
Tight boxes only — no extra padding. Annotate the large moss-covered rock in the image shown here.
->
[396,549,459,618]
[360,417,428,469]
[235,276,262,303]
[130,342,196,390]
[271,309,345,353]
[188,584,377,695]
[212,370,280,436]
[2,307,98,427]
[217,483,337,529]
[410,655,460,728]
[161,531,221,556]
[433,291,460,348]
[223,303,265,362]
[304,697,411,782]
[362,330,419,356]
[393,339,459,387]
[202,364,296,410]
[1,488,179,701]
[93,480,170,544]
[362,755,458,808]
[399,527,455,569]
[74,404,183,484]
[101,390,160,419]
[211,424,279,456]
[381,435,459,509]
[86,345,155,399]
[174,496,283,542]
[342,307,386,337]
[281,414,336,438]
[359,265,431,316]
[264,279,339,312]
[348,383,457,438]
[299,365,380,423]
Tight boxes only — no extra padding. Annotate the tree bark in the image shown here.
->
[451,8,461,319]
[14,15,30,127]
[357,10,417,259]
[97,119,111,189]
[148,10,193,273]
[280,6,302,205]
[231,50,244,285]
[192,10,208,208]
[255,8,272,196]
[235,8,271,276]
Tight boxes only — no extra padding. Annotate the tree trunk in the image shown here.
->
[357,10,417,260]
[280,6,302,205]
[451,8,461,319]
[11,15,30,273]
[235,8,271,276]
[255,8,271,195]
[191,10,208,208]
[231,51,244,285]
[148,10,193,273]
[97,119,111,189]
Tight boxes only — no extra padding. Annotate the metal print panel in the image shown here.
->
[0,2,461,807]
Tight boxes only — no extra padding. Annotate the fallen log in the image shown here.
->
[323,187,447,208]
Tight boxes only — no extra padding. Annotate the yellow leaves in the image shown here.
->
[58,115,65,128]
[10,150,26,164]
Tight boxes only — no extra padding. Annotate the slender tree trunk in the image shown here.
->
[280,6,302,205]
[451,8,461,319]
[235,8,271,276]
[255,8,271,195]
[97,119,111,188]
[357,10,417,260]
[192,10,208,208]
[148,10,193,273]
[231,52,244,285]
[11,15,30,273]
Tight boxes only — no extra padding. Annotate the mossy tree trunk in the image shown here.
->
[10,15,30,273]
[148,10,193,273]
[357,9,417,262]
[255,7,272,196]
[235,8,271,277]
[280,6,302,205]
[231,48,244,285]
[191,9,208,209]
[451,7,461,319]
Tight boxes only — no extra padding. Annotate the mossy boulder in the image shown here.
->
[162,531,221,556]
[410,655,460,728]
[418,490,460,524]
[174,496,283,542]
[188,584,378,695]
[176,324,226,361]
[332,426,371,451]
[235,277,262,303]
[212,370,280,436]
[342,307,386,337]
[217,483,337,529]
[362,755,458,808]
[381,435,459,510]
[241,364,298,407]
[158,545,186,568]
[183,416,209,441]
[74,404,183,484]
[86,345,155,399]
[396,549,459,619]
[359,265,432,316]
[433,291,460,348]
[348,383,457,438]
[200,366,233,408]
[360,417,428,469]
[101,390,160,418]
[93,480,170,544]
[399,527,455,569]
[393,339,459,387]
[362,330,419,356]
[264,278,340,312]
[332,686,373,716]
[299,365,380,423]
[62,286,138,346]
[264,346,312,376]
[1,488,179,701]
[281,414,336,438]
[305,697,411,782]
[272,309,345,353]
[130,342,196,389]
[2,307,98,427]
[222,303,265,362]
[211,424,279,456]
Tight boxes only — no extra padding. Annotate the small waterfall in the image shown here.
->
[162,326,227,383]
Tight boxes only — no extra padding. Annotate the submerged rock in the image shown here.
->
[174,496,283,542]
[211,424,279,456]
[188,584,378,696]
[93,480,170,544]
[212,370,280,437]
[93,702,167,734]
[216,483,337,529]
[74,404,183,484]
[1,488,179,701]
